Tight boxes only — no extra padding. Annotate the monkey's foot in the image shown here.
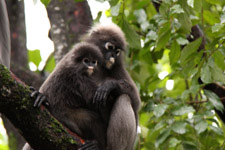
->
[30,87,49,108]
[78,141,100,150]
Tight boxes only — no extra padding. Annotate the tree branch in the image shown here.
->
[0,64,83,150]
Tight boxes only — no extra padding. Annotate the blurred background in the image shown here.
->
[1,0,225,149]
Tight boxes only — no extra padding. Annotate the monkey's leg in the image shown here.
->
[55,109,107,150]
[107,94,136,150]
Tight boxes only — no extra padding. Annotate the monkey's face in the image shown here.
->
[102,42,122,69]
[82,57,98,76]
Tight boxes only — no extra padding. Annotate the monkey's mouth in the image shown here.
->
[87,66,94,75]
[106,57,115,69]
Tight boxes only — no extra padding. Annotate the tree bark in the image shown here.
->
[0,64,83,150]
[6,0,27,68]
[47,0,93,63]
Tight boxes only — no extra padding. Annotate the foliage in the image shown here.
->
[93,0,225,149]
[0,120,9,150]
[40,0,225,149]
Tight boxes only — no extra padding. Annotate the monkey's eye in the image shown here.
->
[92,60,98,66]
[105,42,115,50]
[83,58,90,64]
[116,49,121,56]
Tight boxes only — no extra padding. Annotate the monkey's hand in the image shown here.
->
[93,80,120,109]
[78,140,100,150]
[30,87,49,108]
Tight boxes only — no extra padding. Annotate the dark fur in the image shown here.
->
[85,23,141,150]
[39,43,106,149]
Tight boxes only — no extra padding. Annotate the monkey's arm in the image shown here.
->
[93,79,132,109]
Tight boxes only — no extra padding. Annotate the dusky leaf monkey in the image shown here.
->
[30,23,140,150]
[84,23,141,150]
[28,43,108,150]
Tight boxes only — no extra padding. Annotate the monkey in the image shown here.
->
[84,23,141,150]
[28,42,108,150]
[29,23,140,150]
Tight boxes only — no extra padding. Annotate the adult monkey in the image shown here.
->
[30,23,140,150]
[85,23,141,150]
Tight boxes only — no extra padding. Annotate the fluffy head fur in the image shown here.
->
[55,42,103,75]
[87,23,127,50]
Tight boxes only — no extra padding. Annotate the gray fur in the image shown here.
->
[85,23,141,150]
[39,42,107,149]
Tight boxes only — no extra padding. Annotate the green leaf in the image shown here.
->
[108,0,119,6]
[194,120,208,134]
[203,10,220,25]
[204,90,224,112]
[155,128,171,147]
[210,63,225,84]
[155,23,171,51]
[153,104,168,118]
[28,50,42,68]
[40,0,51,6]
[180,38,202,65]
[200,63,212,83]
[213,50,225,70]
[209,125,223,135]
[221,12,225,23]
[169,138,181,148]
[212,23,224,33]
[182,141,198,150]
[169,40,181,65]
[44,54,55,73]
[206,0,223,5]
[178,13,192,33]
[170,4,185,14]
[176,37,189,45]
[172,121,187,134]
[172,105,195,116]
[146,30,158,41]
[119,19,141,49]
[134,9,147,24]
[111,3,121,16]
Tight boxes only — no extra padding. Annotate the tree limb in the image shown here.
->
[0,64,83,150]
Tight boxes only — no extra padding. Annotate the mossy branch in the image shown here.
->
[0,64,83,150]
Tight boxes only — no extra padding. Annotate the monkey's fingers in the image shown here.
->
[33,93,43,107]
[29,86,36,92]
[102,92,108,106]
[79,141,99,150]
[30,91,39,98]
[37,95,47,107]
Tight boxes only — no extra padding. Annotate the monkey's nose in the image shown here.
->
[87,66,94,75]
[109,57,115,64]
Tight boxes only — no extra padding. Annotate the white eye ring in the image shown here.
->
[83,58,89,64]
[116,49,121,56]
[92,60,98,66]
[105,42,115,50]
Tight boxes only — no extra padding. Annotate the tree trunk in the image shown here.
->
[6,0,27,68]
[47,0,93,63]
[0,64,83,150]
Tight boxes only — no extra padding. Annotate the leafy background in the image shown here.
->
[2,0,225,149]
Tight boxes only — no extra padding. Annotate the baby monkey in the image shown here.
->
[29,43,107,150]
